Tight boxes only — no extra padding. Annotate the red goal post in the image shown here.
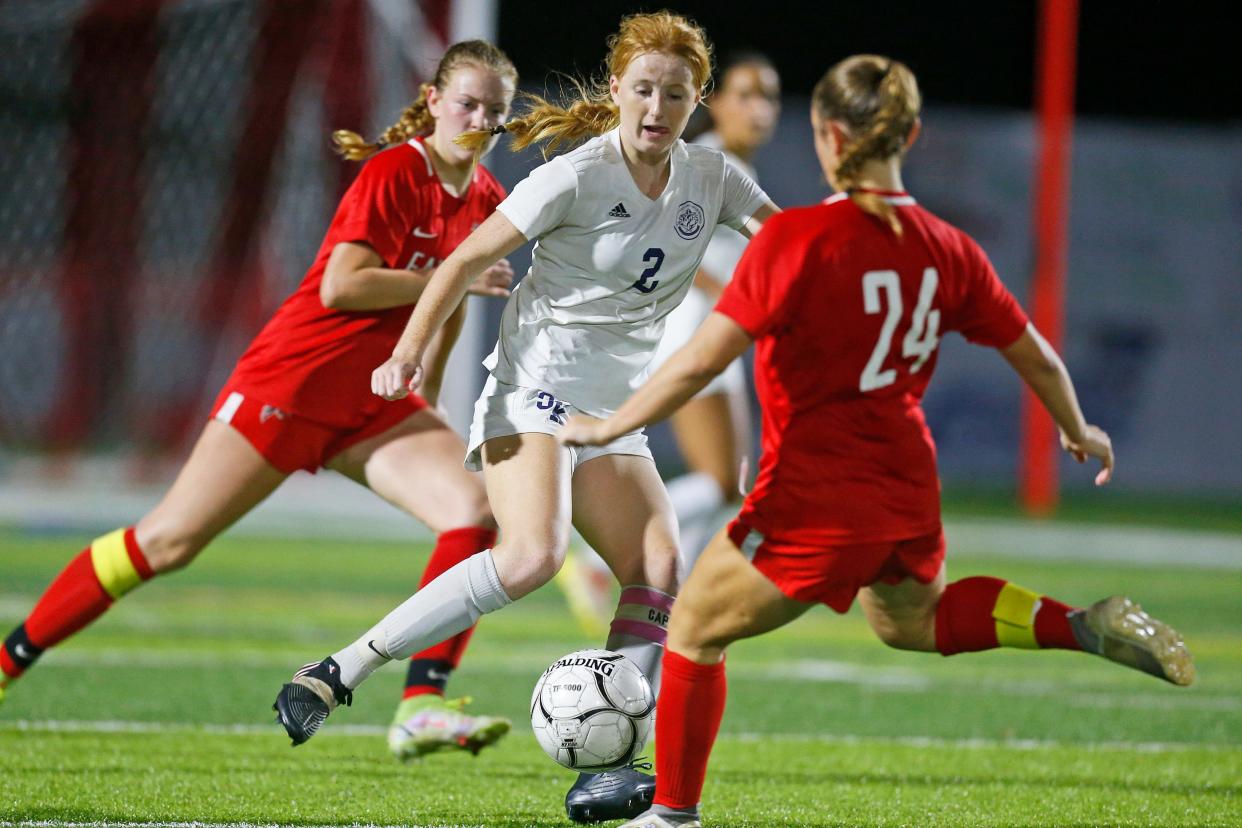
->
[1021,0,1079,515]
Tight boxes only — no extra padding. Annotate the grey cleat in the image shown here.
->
[566,760,657,823]
[1069,596,1196,686]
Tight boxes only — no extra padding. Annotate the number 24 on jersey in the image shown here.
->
[859,268,941,392]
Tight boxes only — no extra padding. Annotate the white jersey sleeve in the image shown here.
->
[495,156,578,240]
[717,160,769,232]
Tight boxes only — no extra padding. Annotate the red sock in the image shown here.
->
[402,526,497,699]
[653,649,727,811]
[4,527,153,680]
[934,575,1082,655]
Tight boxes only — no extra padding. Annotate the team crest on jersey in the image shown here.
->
[674,200,705,240]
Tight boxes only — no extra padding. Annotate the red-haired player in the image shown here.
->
[560,54,1196,828]
[275,12,778,822]
[1,40,518,763]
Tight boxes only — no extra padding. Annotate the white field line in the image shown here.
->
[1,823,479,828]
[10,650,1238,713]
[1,717,1236,754]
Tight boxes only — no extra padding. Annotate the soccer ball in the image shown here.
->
[530,648,655,771]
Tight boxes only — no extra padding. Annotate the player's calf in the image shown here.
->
[935,576,1086,654]
[933,577,1195,686]
[1,527,155,696]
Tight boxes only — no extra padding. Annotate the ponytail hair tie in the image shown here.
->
[490,124,508,135]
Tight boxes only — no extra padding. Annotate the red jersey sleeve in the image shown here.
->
[951,234,1029,348]
[328,152,422,268]
[715,214,807,338]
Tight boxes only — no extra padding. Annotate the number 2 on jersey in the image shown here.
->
[631,247,664,294]
[859,268,941,392]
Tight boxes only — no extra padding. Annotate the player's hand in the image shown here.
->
[466,258,514,297]
[558,414,611,447]
[371,353,423,400]
[1061,424,1114,486]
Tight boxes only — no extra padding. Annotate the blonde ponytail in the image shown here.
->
[456,89,619,156]
[813,56,921,236]
[333,84,435,161]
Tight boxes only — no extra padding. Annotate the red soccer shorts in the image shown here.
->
[726,519,945,614]
[209,386,428,474]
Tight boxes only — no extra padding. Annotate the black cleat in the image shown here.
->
[273,658,353,746]
[565,760,656,823]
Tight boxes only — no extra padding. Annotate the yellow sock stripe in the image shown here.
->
[992,582,1041,649]
[90,529,142,600]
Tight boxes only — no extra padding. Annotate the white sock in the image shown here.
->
[666,472,726,579]
[607,585,675,694]
[332,550,510,688]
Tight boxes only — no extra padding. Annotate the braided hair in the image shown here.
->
[334,40,517,162]
[812,55,920,235]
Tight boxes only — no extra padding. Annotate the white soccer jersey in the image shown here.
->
[693,131,755,284]
[488,128,769,416]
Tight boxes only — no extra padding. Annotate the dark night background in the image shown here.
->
[497,2,1239,123]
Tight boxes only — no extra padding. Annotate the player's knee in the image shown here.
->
[666,606,702,652]
[870,612,935,652]
[670,613,736,659]
[668,586,737,653]
[492,535,566,599]
[136,522,209,573]
[602,538,678,594]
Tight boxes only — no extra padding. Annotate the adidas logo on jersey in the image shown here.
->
[608,202,631,218]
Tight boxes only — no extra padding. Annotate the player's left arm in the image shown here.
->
[416,299,468,408]
[559,312,753,446]
[737,201,780,239]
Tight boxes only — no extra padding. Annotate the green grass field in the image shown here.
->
[1,524,1240,827]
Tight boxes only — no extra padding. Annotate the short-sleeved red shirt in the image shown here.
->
[224,138,505,428]
[716,191,1028,545]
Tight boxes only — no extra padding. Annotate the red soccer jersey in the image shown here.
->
[225,138,505,428]
[716,191,1029,545]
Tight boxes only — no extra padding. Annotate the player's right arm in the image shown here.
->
[320,241,513,311]
[952,234,1114,486]
[1000,325,1114,485]
[371,211,527,400]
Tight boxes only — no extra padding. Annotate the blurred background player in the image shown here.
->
[559,54,1196,828]
[272,11,778,823]
[556,52,782,633]
[0,40,519,764]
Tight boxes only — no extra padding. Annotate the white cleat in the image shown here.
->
[1070,596,1196,686]
[618,813,701,828]
[387,695,511,761]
